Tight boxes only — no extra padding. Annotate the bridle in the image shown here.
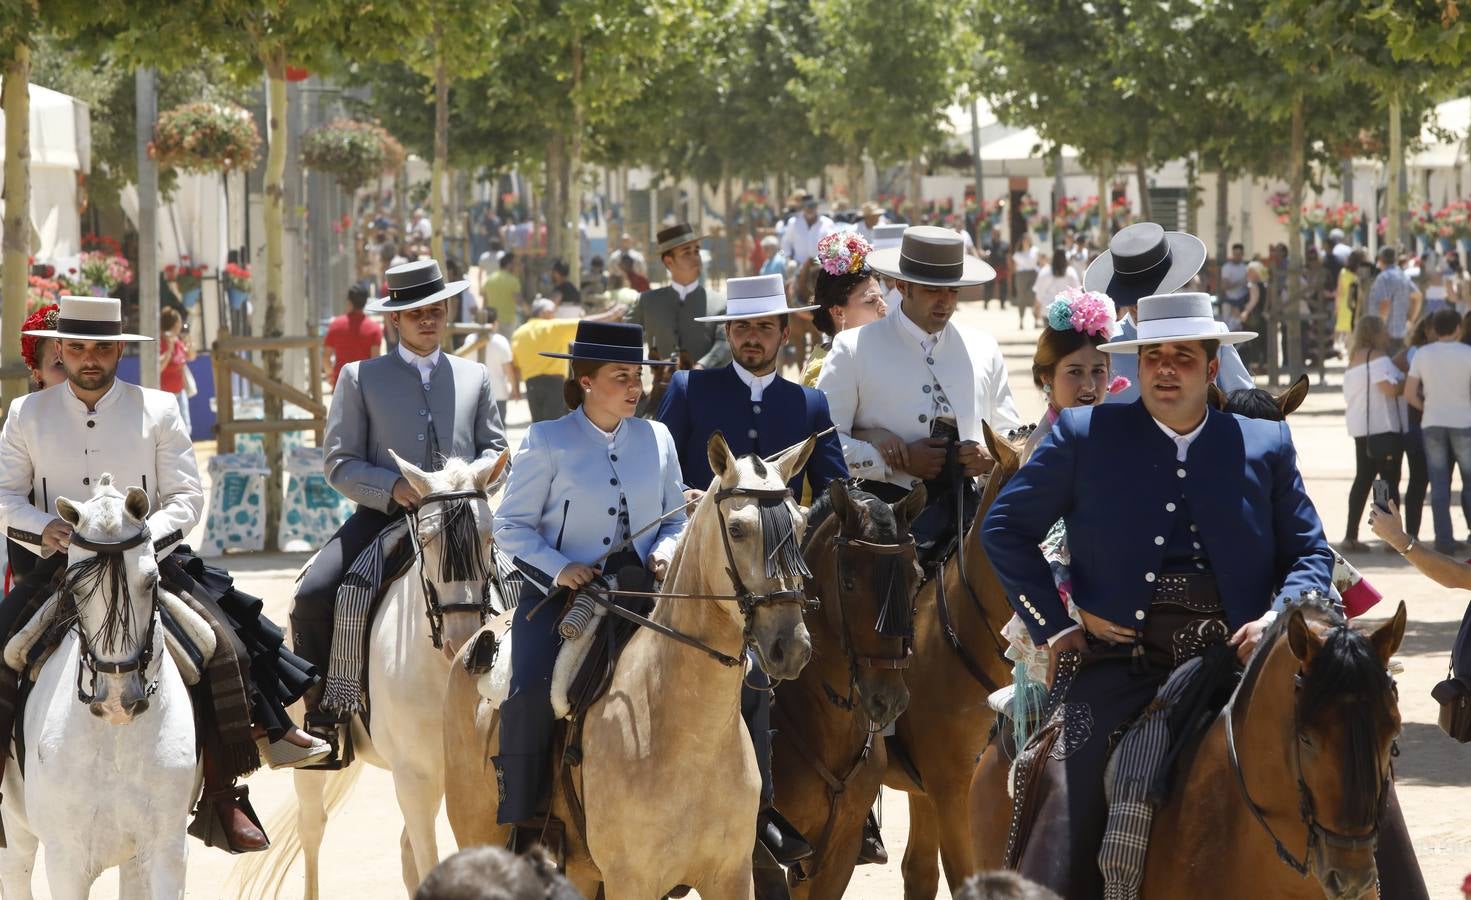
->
[828,534,917,672]
[65,528,160,705]
[408,487,493,650]
[1224,662,1391,877]
[711,485,815,621]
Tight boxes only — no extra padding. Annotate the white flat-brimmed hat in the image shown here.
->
[695,273,816,323]
[871,223,906,251]
[23,296,152,341]
[1099,292,1256,353]
[867,225,995,287]
[366,259,467,313]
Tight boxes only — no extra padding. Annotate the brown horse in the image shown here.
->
[1144,597,1405,899]
[883,423,1025,898]
[771,480,926,899]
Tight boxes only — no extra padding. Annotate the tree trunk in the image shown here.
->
[544,135,563,262]
[1096,165,1109,242]
[565,35,584,279]
[846,153,863,209]
[1135,160,1152,221]
[1283,92,1307,385]
[908,156,923,224]
[1387,94,1403,248]
[1215,169,1230,269]
[261,50,289,549]
[1,40,32,415]
[135,68,160,388]
[431,20,448,264]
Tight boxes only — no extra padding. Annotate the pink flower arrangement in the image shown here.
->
[1046,287,1116,337]
[816,231,873,277]
[1107,375,1132,395]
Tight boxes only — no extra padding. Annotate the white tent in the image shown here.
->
[1409,96,1470,170]
[0,83,91,262]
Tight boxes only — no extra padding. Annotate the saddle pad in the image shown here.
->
[4,591,64,673]
[551,602,608,720]
[473,612,516,708]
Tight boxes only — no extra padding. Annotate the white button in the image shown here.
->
[1135,610,1146,621]
[1038,618,1047,626]
[1019,594,1028,603]
[1176,468,1187,478]
[1193,541,1201,549]
[1145,572,1156,583]
[1166,502,1176,512]
[747,429,759,439]
[1190,524,1199,532]
[1154,536,1165,546]
[1196,562,1206,570]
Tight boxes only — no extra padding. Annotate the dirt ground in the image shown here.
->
[22,300,1469,899]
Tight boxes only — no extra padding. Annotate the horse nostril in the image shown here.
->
[770,641,786,664]
[89,704,106,718]
[130,698,149,716]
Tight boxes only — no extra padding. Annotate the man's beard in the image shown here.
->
[737,344,779,374]
[66,364,116,392]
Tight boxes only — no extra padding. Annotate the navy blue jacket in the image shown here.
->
[981,399,1333,644]
[657,365,848,497]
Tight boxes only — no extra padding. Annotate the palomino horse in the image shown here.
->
[882,424,1024,898]
[1145,597,1405,899]
[232,450,509,899]
[443,433,817,899]
[771,480,925,899]
[0,478,196,899]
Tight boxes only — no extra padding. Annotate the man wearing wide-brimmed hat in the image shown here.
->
[1084,222,1254,404]
[855,201,889,244]
[623,223,730,370]
[293,259,506,741]
[982,291,1332,896]
[817,226,1022,568]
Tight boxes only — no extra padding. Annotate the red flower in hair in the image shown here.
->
[20,304,60,371]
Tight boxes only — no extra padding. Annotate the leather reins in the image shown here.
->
[66,528,161,705]
[408,487,492,650]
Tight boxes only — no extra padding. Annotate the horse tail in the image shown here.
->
[225,763,365,899]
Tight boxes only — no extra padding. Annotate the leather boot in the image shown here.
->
[188,749,269,853]
[757,809,814,866]
[857,810,888,865]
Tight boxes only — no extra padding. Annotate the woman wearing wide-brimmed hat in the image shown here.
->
[492,321,687,838]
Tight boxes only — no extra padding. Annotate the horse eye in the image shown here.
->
[1298,733,1313,747]
[729,525,744,539]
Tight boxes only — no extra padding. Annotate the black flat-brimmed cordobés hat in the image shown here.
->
[654,223,707,256]
[867,225,995,287]
[1083,222,1206,308]
[365,258,468,313]
[539,321,676,366]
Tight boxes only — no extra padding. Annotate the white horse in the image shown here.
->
[232,449,508,899]
[0,477,196,900]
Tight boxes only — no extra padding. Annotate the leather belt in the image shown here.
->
[1151,573,1223,614]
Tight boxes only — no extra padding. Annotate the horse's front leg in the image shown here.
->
[0,825,38,900]
[40,849,98,900]
[294,768,330,900]
[901,792,942,900]
[143,831,189,900]
[391,765,443,892]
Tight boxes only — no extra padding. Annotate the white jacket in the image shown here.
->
[816,310,1022,488]
[0,380,203,555]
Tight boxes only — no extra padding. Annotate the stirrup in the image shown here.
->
[187,784,270,854]
[508,817,565,870]
[298,710,354,771]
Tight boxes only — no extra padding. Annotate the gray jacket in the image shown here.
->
[325,351,507,512]
[625,285,731,369]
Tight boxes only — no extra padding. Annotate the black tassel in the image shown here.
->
[873,559,913,637]
[760,502,811,581]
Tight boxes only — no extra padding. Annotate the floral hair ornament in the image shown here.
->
[1045,287,1116,338]
[816,231,873,277]
[20,304,60,371]
[1107,375,1132,395]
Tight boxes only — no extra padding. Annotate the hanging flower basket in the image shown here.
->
[150,103,261,175]
[301,119,406,193]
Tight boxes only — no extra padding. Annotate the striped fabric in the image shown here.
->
[1098,655,1205,900]
[321,517,411,716]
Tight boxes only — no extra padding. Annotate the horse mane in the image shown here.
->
[802,484,901,551]
[1225,388,1284,422]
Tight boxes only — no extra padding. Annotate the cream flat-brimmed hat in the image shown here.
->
[23,296,152,341]
[871,223,907,251]
[867,225,994,287]
[695,273,816,322]
[1099,292,1256,353]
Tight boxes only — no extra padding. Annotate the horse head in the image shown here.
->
[979,421,1025,513]
[55,475,160,724]
[390,448,511,660]
[1220,374,1310,421]
[1242,595,1405,900]
[699,432,815,681]
[808,479,926,727]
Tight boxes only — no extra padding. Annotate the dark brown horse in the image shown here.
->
[771,480,925,899]
[883,423,1025,898]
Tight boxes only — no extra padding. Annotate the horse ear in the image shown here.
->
[474,449,511,495]
[1278,375,1310,418]
[1207,383,1228,412]
[389,448,435,498]
[1368,600,1407,667]
[893,483,927,527]
[56,496,81,526]
[707,431,735,483]
[124,486,150,522]
[774,434,818,485]
[1287,609,1320,664]
[828,480,865,534]
[982,421,1017,475]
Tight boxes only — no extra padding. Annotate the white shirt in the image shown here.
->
[398,343,442,386]
[1409,339,1471,429]
[733,364,777,401]
[1012,247,1039,273]
[855,218,887,244]
[1032,267,1081,305]
[1344,356,1405,438]
[672,279,700,302]
[894,305,940,356]
[780,214,836,267]
[483,333,514,402]
[1153,414,1208,462]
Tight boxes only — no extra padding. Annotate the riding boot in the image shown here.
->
[857,810,888,865]
[1375,782,1429,900]
[188,745,269,853]
[745,656,812,865]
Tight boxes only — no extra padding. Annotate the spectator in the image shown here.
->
[446,256,478,326]
[1219,243,1249,325]
[479,307,516,426]
[548,259,582,316]
[482,251,523,337]
[510,296,622,422]
[1032,248,1081,321]
[1406,306,1471,553]
[324,281,384,388]
[158,307,196,435]
[1066,232,1090,277]
[1372,245,1417,354]
[758,235,786,277]
[779,194,836,269]
[608,232,646,276]
[414,845,581,900]
[984,226,1011,310]
[409,207,433,243]
[1011,233,1040,329]
[619,254,650,293]
[1395,315,1435,544]
[581,254,608,296]
[954,871,1061,900]
[1342,315,1406,551]
[605,271,639,309]
[1335,248,1364,348]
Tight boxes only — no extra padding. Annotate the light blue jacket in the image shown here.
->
[494,408,687,594]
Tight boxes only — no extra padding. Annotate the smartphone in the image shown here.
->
[1372,478,1391,512]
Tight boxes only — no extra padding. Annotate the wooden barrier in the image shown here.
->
[210,333,326,453]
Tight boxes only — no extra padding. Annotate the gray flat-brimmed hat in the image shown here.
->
[695,273,816,322]
[867,225,995,287]
[366,259,468,313]
[1099,292,1256,353]
[871,223,907,251]
[1082,222,1206,308]
[23,296,152,341]
[654,223,706,256]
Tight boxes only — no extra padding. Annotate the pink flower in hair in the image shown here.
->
[1046,287,1116,338]
[818,231,873,277]
[1107,375,1131,395]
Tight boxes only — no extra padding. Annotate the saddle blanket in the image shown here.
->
[476,588,610,720]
